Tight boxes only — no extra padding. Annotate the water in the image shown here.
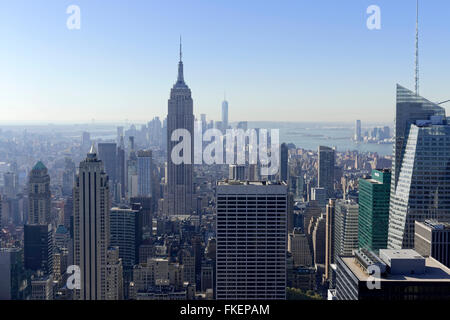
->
[247,122,393,156]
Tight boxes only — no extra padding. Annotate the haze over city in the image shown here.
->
[1,0,449,123]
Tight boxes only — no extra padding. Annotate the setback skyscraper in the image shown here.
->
[165,41,194,215]
[28,161,51,225]
[73,146,111,300]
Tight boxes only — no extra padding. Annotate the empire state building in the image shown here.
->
[165,41,194,215]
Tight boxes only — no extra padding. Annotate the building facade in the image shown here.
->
[216,181,287,300]
[358,169,391,251]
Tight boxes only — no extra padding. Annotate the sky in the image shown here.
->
[0,0,449,124]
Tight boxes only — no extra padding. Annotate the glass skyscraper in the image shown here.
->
[388,85,450,249]
[358,169,391,251]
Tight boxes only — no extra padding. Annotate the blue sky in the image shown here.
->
[0,0,449,124]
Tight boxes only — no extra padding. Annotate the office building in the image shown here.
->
[288,228,313,268]
[324,199,335,282]
[216,181,287,299]
[222,98,228,133]
[28,161,51,225]
[127,138,138,199]
[336,249,450,300]
[415,220,450,268]
[318,146,335,199]
[30,274,53,300]
[24,224,53,275]
[98,142,117,184]
[110,205,142,269]
[280,143,288,182]
[311,187,327,210]
[137,150,153,197]
[358,169,391,251]
[354,120,362,141]
[117,136,126,200]
[389,85,450,249]
[73,146,111,300]
[228,164,245,181]
[334,200,359,260]
[166,41,194,215]
[0,248,27,300]
[312,214,326,267]
[105,246,124,300]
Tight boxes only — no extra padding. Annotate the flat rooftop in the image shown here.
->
[217,180,287,186]
[342,256,450,282]
[380,249,424,260]
[418,220,450,230]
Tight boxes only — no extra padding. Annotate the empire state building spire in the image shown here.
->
[177,36,184,84]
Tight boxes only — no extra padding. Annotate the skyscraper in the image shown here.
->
[116,136,126,200]
[388,85,450,249]
[312,213,326,267]
[137,150,152,197]
[415,220,450,268]
[73,146,111,300]
[110,205,141,269]
[221,97,228,133]
[62,158,76,197]
[98,142,117,185]
[127,137,138,199]
[28,161,51,225]
[334,200,359,260]
[354,120,362,141]
[166,41,194,215]
[318,146,335,199]
[324,199,335,282]
[359,169,391,251]
[280,143,288,182]
[216,181,287,300]
[24,224,53,275]
[0,248,27,300]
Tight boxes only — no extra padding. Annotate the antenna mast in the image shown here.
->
[415,0,419,95]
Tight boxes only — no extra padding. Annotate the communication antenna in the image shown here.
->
[415,0,419,95]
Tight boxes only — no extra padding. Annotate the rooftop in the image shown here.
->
[418,220,450,230]
[341,255,450,282]
[32,161,47,171]
[217,180,287,186]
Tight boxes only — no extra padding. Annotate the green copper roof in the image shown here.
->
[32,161,47,171]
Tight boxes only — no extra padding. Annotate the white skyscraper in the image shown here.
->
[73,146,111,300]
[334,200,359,260]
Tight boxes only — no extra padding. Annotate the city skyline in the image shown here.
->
[1,0,450,123]
[1,0,450,306]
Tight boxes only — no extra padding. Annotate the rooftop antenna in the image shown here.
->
[179,35,182,62]
[415,0,419,95]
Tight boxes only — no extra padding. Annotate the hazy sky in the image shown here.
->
[0,0,449,124]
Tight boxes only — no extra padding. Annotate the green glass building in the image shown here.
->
[358,169,391,251]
